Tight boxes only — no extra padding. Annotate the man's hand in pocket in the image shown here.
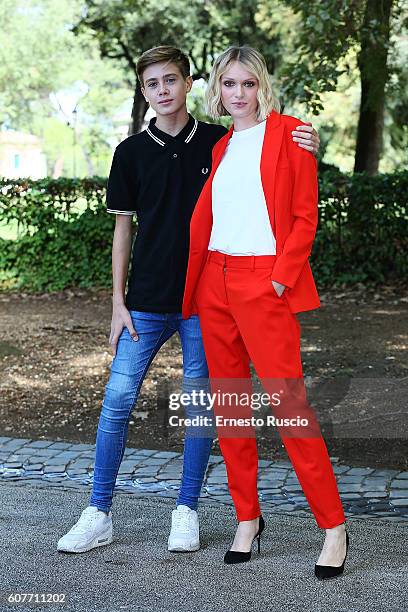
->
[109,304,139,356]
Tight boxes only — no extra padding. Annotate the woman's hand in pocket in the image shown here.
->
[109,303,139,356]
[271,280,286,297]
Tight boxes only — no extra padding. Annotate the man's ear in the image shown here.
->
[185,75,193,93]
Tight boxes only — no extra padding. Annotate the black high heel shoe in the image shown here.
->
[315,529,349,580]
[224,515,265,564]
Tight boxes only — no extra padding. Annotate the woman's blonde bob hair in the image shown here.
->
[205,46,280,121]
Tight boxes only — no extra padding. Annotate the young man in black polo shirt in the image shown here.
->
[58,46,320,554]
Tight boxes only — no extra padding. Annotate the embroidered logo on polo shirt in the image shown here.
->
[201,167,209,174]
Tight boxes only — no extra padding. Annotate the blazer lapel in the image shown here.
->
[260,111,285,242]
[190,126,232,247]
[192,112,284,252]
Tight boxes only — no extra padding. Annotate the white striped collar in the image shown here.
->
[146,116,198,146]
[184,119,198,143]
[146,127,165,146]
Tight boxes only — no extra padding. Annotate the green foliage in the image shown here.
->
[260,0,408,173]
[313,168,408,284]
[2,0,407,176]
[0,0,132,176]
[0,171,407,292]
[0,177,116,290]
[264,0,407,115]
[0,0,78,128]
[77,0,282,84]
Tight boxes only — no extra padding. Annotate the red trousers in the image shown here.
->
[195,250,345,529]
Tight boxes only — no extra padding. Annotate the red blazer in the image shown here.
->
[182,110,321,319]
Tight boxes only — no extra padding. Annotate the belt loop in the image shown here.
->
[206,250,211,263]
[251,256,255,271]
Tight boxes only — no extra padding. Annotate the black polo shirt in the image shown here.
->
[106,113,228,313]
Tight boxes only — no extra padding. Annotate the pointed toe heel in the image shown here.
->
[224,515,265,565]
[315,529,350,580]
[224,549,252,564]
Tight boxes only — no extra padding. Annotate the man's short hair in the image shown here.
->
[137,46,190,85]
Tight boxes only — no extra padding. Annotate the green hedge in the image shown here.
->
[314,169,408,284]
[0,178,115,290]
[0,171,407,292]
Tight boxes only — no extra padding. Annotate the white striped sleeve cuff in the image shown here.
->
[106,209,136,215]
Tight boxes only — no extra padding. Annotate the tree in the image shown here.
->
[0,0,132,177]
[0,0,77,130]
[74,0,209,134]
[355,0,393,173]
[261,0,408,174]
[74,0,282,134]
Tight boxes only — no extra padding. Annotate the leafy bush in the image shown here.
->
[314,169,408,285]
[0,177,115,290]
[0,171,407,291]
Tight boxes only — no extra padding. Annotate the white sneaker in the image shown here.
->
[57,506,113,553]
[168,504,200,552]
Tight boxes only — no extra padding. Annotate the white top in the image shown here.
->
[208,119,276,255]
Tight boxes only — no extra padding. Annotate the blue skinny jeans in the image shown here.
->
[90,310,214,513]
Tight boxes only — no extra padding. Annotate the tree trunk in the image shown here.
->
[128,79,149,136]
[354,0,393,175]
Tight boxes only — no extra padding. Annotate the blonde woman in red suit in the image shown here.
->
[182,46,349,578]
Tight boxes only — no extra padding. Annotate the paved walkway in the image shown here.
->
[1,482,407,612]
[1,436,407,522]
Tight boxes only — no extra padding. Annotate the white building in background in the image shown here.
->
[0,130,47,179]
